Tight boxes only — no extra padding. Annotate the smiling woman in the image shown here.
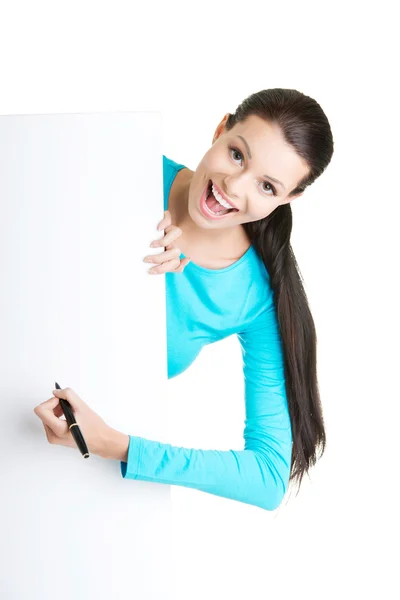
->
[117,88,335,510]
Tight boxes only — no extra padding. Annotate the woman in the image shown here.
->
[34,88,334,511]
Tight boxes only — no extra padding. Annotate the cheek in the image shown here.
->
[254,203,277,220]
[187,172,204,197]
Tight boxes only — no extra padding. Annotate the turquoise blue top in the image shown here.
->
[120,156,293,511]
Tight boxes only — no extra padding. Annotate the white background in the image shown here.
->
[0,1,399,598]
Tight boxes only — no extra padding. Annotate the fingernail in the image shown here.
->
[150,242,158,248]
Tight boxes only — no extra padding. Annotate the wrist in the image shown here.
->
[104,428,130,462]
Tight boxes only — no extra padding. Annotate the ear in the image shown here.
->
[212,113,231,143]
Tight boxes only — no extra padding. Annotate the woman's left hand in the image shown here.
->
[33,387,119,459]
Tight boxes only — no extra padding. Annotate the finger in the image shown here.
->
[53,387,82,412]
[157,210,172,231]
[34,396,60,416]
[173,257,192,273]
[43,422,54,443]
[152,227,182,249]
[148,247,181,264]
[148,257,182,274]
[53,404,65,418]
[42,415,70,441]
[34,398,68,437]
[43,422,58,444]
[159,210,172,228]
[43,423,73,447]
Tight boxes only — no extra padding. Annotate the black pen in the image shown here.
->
[55,382,90,459]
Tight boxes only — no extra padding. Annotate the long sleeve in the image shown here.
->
[120,301,293,512]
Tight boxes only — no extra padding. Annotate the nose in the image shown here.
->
[223,174,248,205]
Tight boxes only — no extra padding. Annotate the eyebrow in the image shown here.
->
[236,135,286,191]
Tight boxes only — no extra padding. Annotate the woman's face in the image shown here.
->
[188,114,311,229]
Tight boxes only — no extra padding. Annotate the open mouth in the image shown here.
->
[205,180,239,216]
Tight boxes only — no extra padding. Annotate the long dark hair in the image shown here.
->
[225,89,334,495]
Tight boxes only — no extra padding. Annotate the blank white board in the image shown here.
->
[0,112,174,599]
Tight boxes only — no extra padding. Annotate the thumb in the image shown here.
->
[36,396,61,411]
[52,387,81,411]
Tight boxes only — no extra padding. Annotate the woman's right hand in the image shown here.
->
[143,210,191,274]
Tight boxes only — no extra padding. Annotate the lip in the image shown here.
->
[211,181,238,210]
[200,181,237,221]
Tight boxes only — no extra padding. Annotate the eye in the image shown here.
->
[228,145,277,197]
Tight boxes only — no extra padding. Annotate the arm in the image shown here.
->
[120,304,292,511]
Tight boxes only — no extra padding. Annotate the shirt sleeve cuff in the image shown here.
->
[120,435,143,479]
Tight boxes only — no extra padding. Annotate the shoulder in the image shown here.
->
[163,155,187,173]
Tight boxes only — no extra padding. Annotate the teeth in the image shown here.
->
[211,183,234,210]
